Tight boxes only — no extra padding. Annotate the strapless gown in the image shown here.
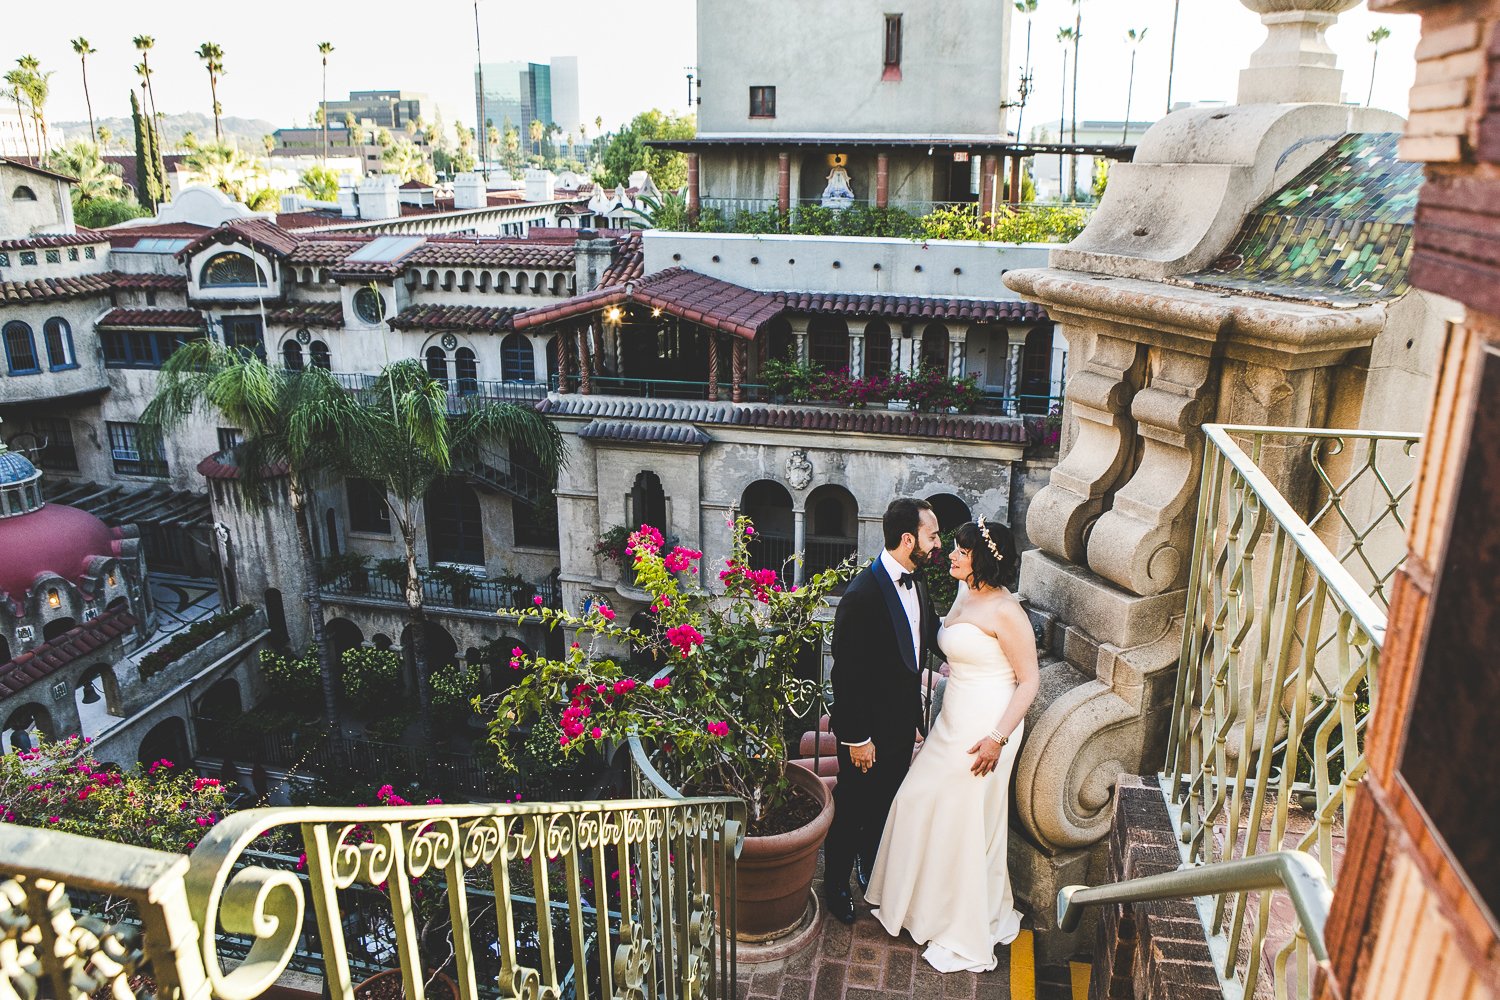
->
[864,621,1025,973]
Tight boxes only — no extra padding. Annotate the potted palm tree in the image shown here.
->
[490,515,855,941]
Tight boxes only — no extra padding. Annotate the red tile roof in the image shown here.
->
[600,232,644,285]
[0,230,107,251]
[512,268,783,340]
[286,239,367,266]
[265,302,344,328]
[775,292,1047,324]
[101,222,211,247]
[97,308,204,330]
[196,450,289,482]
[0,608,138,696]
[406,238,576,269]
[388,304,524,332]
[175,218,301,260]
[0,274,116,304]
[109,272,189,291]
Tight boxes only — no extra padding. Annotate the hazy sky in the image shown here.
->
[9,1,1419,137]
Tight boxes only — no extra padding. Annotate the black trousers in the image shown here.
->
[823,729,915,891]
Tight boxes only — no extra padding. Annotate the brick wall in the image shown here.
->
[1088,776,1221,1000]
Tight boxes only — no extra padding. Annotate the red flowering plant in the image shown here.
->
[488,515,856,825]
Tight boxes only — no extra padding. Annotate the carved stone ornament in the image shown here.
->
[785,449,814,490]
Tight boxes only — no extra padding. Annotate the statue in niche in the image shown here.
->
[786,449,814,491]
[820,153,855,210]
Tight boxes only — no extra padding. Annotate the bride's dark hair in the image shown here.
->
[953,519,1018,591]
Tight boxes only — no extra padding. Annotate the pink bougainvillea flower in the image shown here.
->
[589,726,603,739]
[599,605,616,621]
[706,721,730,738]
[533,595,544,606]
[653,676,671,689]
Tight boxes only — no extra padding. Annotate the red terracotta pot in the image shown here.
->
[734,762,835,941]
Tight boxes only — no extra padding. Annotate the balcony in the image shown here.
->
[686,198,1095,244]
[320,571,562,617]
[0,789,744,1000]
[1161,425,1419,999]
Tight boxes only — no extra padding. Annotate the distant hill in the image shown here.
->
[54,111,280,155]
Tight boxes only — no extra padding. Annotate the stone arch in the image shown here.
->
[926,492,972,537]
[460,270,475,291]
[442,269,457,291]
[920,322,949,371]
[630,470,668,533]
[3,703,53,753]
[808,316,850,372]
[281,339,305,370]
[501,333,535,381]
[531,272,547,294]
[200,251,267,287]
[42,616,77,642]
[264,588,289,647]
[455,347,479,394]
[425,345,449,385]
[864,319,893,376]
[513,270,529,293]
[805,483,859,577]
[478,271,492,292]
[309,340,331,370]
[740,480,795,583]
[137,716,190,768]
[76,663,123,718]
[195,677,242,719]
[372,633,394,651]
[497,271,512,293]
[326,617,364,658]
[551,272,568,295]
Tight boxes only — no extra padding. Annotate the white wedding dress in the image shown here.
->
[864,621,1025,973]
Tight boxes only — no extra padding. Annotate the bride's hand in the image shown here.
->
[967,737,1002,776]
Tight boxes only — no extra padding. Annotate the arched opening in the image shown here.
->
[200,251,266,287]
[628,610,663,676]
[630,471,667,533]
[74,666,123,738]
[137,717,190,768]
[372,633,393,651]
[551,273,568,295]
[424,623,459,679]
[761,317,793,365]
[42,318,74,369]
[739,480,795,584]
[1020,324,1056,414]
[325,508,340,556]
[501,333,535,381]
[455,347,478,395]
[0,635,9,665]
[808,317,850,372]
[264,588,289,647]
[425,346,449,386]
[282,340,305,370]
[477,637,529,694]
[920,323,949,372]
[326,617,365,659]
[196,678,242,720]
[805,484,858,578]
[3,320,39,375]
[425,478,485,565]
[3,704,52,753]
[926,493,972,534]
[309,340,331,370]
[42,616,78,642]
[864,320,892,377]
[544,335,559,381]
[11,185,37,201]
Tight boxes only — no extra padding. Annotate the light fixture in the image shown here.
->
[46,589,61,609]
[605,306,624,324]
[106,572,116,587]
[651,307,662,318]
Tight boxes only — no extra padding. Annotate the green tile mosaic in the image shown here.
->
[1181,132,1421,305]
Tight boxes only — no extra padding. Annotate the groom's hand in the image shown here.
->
[850,742,876,772]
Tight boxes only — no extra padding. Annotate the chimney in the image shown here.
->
[338,171,359,218]
[453,171,487,210]
[357,175,401,220]
[525,168,557,204]
[575,229,616,291]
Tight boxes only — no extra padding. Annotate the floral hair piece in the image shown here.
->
[976,520,1004,563]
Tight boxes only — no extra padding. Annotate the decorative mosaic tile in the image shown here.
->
[1179,132,1420,305]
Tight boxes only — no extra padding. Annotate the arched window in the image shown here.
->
[926,493,972,534]
[3,321,39,375]
[11,186,37,201]
[42,318,75,369]
[808,317,850,372]
[920,322,949,372]
[864,320,892,377]
[425,478,484,565]
[425,346,448,386]
[309,340,331,370]
[762,318,793,364]
[282,340,305,370]
[501,333,535,381]
[630,471,667,533]
[739,480,795,585]
[804,484,858,579]
[455,347,478,394]
[200,251,265,287]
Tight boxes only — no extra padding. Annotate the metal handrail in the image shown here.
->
[1057,851,1333,963]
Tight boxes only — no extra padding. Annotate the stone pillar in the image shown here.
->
[790,316,810,364]
[792,508,806,586]
[1009,154,1023,207]
[980,155,998,217]
[875,153,889,209]
[777,152,791,214]
[732,340,747,403]
[591,324,606,375]
[708,335,721,401]
[577,326,592,395]
[1007,333,1026,410]
[849,330,866,378]
[556,328,571,393]
[948,327,968,379]
[1236,0,1357,105]
[686,153,701,221]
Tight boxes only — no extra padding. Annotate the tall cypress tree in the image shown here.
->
[150,111,169,204]
[130,91,160,211]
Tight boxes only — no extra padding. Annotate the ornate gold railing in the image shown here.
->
[0,797,745,1000]
[1164,425,1418,1000]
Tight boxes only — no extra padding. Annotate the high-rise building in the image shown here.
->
[321,90,429,130]
[474,58,580,136]
[550,57,581,138]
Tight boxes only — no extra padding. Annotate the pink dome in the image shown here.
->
[0,503,121,600]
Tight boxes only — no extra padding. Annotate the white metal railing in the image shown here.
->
[1164,425,1419,1000]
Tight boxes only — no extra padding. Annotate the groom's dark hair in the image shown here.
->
[882,497,933,550]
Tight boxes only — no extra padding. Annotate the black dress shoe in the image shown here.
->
[825,887,855,924]
[853,856,871,892]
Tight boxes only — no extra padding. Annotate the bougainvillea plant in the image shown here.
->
[489,515,855,822]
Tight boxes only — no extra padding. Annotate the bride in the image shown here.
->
[863,518,1041,974]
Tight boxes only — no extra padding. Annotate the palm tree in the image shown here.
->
[132,36,161,133]
[97,125,112,152]
[141,342,361,727]
[2,71,31,159]
[71,38,97,145]
[180,137,266,203]
[46,141,127,202]
[196,42,226,142]
[529,118,544,157]
[1123,28,1147,143]
[1056,27,1074,199]
[16,56,50,156]
[1366,26,1392,107]
[348,359,564,743]
[1013,0,1039,144]
[317,42,334,164]
[1068,0,1084,200]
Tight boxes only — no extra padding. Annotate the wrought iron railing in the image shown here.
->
[1163,425,1419,1000]
[0,797,745,1000]
[320,574,562,615]
[331,372,549,410]
[551,374,772,401]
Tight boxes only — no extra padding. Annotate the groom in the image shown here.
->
[823,496,943,924]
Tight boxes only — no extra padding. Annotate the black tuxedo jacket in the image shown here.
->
[828,558,941,746]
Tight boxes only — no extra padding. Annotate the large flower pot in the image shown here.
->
[353,969,458,1000]
[734,761,835,942]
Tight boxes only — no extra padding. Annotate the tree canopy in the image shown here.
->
[600,109,695,192]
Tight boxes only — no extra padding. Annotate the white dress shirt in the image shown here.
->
[844,550,922,748]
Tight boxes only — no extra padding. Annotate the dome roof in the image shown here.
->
[0,503,121,600]
[0,449,37,485]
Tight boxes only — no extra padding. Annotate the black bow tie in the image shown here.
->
[897,572,916,590]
